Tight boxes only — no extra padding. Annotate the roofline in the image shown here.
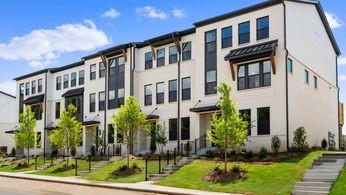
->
[0,91,16,99]
[50,61,84,73]
[81,43,134,61]
[13,69,50,81]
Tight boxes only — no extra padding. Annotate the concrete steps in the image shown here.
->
[77,160,110,176]
[292,153,346,195]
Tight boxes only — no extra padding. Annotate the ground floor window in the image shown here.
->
[169,118,177,141]
[239,109,251,136]
[181,117,190,140]
[257,107,270,135]
[108,124,114,144]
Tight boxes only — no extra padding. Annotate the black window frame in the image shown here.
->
[205,30,217,95]
[145,52,153,70]
[169,118,177,141]
[239,109,251,136]
[99,91,105,111]
[181,117,190,140]
[25,82,30,95]
[89,93,96,113]
[144,84,152,106]
[63,74,69,89]
[238,21,250,45]
[156,82,164,104]
[56,76,62,90]
[257,16,269,40]
[182,41,191,61]
[257,107,270,135]
[99,62,106,78]
[55,102,61,119]
[221,26,232,48]
[182,77,191,100]
[38,79,43,93]
[31,80,36,95]
[156,48,165,67]
[237,60,271,90]
[169,46,178,64]
[71,72,77,87]
[169,79,177,102]
[79,70,85,85]
[90,64,96,80]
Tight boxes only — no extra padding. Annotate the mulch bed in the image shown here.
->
[112,166,142,176]
[203,170,245,183]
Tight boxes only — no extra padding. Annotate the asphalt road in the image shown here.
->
[0,176,159,195]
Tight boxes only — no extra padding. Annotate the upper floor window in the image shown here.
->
[156,82,164,104]
[206,70,217,94]
[145,52,153,69]
[169,79,177,102]
[157,48,165,67]
[25,82,30,95]
[238,60,271,90]
[305,70,309,84]
[109,60,116,75]
[222,26,232,48]
[257,16,269,40]
[118,64,125,74]
[89,93,96,112]
[169,46,178,64]
[238,21,250,44]
[206,31,216,53]
[117,88,125,106]
[287,58,293,73]
[144,84,152,106]
[182,42,191,61]
[31,80,36,94]
[99,91,105,111]
[56,76,62,90]
[38,79,43,93]
[79,70,85,85]
[205,30,217,95]
[55,102,60,119]
[182,77,191,100]
[90,64,96,80]
[63,74,69,89]
[71,72,77,87]
[99,62,105,78]
[257,107,270,135]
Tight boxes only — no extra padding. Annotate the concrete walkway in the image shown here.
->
[0,171,235,195]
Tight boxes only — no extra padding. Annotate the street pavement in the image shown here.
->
[0,176,158,195]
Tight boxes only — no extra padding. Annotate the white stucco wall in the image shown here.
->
[0,92,16,154]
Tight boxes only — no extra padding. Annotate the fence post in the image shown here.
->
[187,141,190,157]
[195,139,197,155]
[88,155,91,172]
[173,148,176,165]
[167,150,169,165]
[158,154,161,174]
[113,144,115,156]
[35,156,37,170]
[145,157,148,181]
[75,157,78,176]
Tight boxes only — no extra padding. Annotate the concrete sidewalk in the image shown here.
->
[0,172,236,195]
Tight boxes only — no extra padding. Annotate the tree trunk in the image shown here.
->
[224,149,227,173]
[127,142,130,168]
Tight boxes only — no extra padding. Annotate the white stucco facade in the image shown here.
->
[0,92,16,154]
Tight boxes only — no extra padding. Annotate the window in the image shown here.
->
[156,82,164,104]
[99,62,105,78]
[238,21,250,44]
[108,90,116,108]
[32,104,42,120]
[79,70,85,85]
[257,16,269,40]
[313,76,318,89]
[169,118,177,141]
[63,74,69,89]
[205,30,217,95]
[182,42,191,61]
[257,107,270,135]
[287,58,293,73]
[181,117,190,140]
[89,93,96,112]
[99,91,105,111]
[145,84,152,106]
[182,77,191,100]
[237,60,271,90]
[118,64,125,74]
[157,48,165,67]
[19,84,24,114]
[25,82,30,95]
[90,64,96,80]
[55,102,60,119]
[108,124,114,144]
[36,132,41,148]
[38,79,43,93]
[169,46,178,64]
[31,81,36,94]
[169,79,177,102]
[117,88,125,106]
[56,76,62,90]
[145,52,153,69]
[305,70,309,84]
[109,59,116,75]
[71,72,77,87]
[239,109,251,136]
[222,26,232,48]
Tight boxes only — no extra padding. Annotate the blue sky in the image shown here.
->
[0,0,345,99]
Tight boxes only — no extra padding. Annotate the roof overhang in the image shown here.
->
[82,120,101,126]
[23,94,45,105]
[190,105,219,113]
[147,115,159,120]
[62,87,84,98]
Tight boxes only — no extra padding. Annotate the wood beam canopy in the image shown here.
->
[122,49,128,63]
[172,34,182,54]
[100,53,109,69]
[150,44,156,60]
[270,54,276,75]
[229,61,236,81]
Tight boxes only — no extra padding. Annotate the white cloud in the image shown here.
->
[339,75,346,81]
[338,56,346,66]
[136,6,167,20]
[103,8,121,19]
[0,20,110,68]
[325,12,344,29]
[172,9,185,18]
[0,81,16,96]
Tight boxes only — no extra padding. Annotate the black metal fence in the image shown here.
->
[144,149,178,181]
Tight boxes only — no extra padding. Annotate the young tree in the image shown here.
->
[207,83,248,172]
[112,96,147,168]
[49,104,83,166]
[156,124,168,153]
[149,123,158,154]
[15,105,37,165]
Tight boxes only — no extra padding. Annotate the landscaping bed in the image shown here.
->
[0,157,45,172]
[157,150,323,195]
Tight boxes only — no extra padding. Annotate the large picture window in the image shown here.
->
[257,107,270,135]
[238,21,250,44]
[157,48,165,67]
[169,79,177,102]
[144,84,152,106]
[145,52,153,69]
[257,16,269,40]
[237,60,271,90]
[156,82,164,104]
[169,118,177,141]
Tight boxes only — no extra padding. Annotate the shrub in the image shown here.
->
[213,165,222,174]
[10,148,16,157]
[259,147,268,159]
[292,127,308,152]
[245,150,253,159]
[205,150,213,158]
[71,147,77,157]
[271,135,281,154]
[231,165,244,173]
[131,162,140,169]
[321,138,328,150]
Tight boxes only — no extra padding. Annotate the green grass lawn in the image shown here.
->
[85,159,165,183]
[330,165,346,195]
[32,159,97,177]
[157,151,323,195]
[0,157,45,172]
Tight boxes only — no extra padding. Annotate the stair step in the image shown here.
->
[295,182,332,187]
[291,189,329,195]
[149,173,169,177]
[302,177,337,183]
[304,173,339,177]
[306,170,339,174]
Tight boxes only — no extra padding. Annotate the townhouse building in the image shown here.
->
[13,0,343,156]
[0,91,16,154]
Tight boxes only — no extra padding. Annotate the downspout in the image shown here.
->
[176,35,181,152]
[336,56,341,148]
[283,1,290,151]
[104,55,108,156]
[130,44,135,96]
[43,71,48,162]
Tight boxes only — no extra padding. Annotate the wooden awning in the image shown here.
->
[190,105,219,113]
[62,87,84,98]
[23,94,44,105]
[82,120,100,126]
[224,40,278,81]
[147,115,159,120]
